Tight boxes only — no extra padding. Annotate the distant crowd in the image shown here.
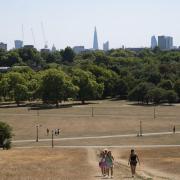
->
[46,128,61,136]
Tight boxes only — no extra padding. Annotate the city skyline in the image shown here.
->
[1,0,180,50]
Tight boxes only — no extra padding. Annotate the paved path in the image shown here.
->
[12,131,180,144]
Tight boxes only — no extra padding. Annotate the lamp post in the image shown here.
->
[36,125,39,142]
[52,130,54,148]
[140,120,143,136]
[92,107,94,117]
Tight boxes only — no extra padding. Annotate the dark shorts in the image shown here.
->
[130,161,137,166]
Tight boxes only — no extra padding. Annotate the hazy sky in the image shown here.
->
[0,0,180,50]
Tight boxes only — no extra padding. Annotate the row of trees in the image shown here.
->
[0,67,104,106]
[0,47,180,105]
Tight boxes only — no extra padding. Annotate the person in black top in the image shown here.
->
[173,125,176,134]
[128,149,140,177]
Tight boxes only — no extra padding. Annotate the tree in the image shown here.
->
[174,80,180,100]
[14,84,29,106]
[0,72,29,105]
[165,90,178,104]
[40,69,78,107]
[7,51,22,66]
[128,82,154,104]
[0,121,13,149]
[148,87,165,104]
[114,79,128,98]
[61,47,75,63]
[72,69,104,104]
[158,80,173,90]
[85,64,118,97]
[0,78,9,100]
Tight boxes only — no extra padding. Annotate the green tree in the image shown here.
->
[148,87,165,104]
[0,121,13,149]
[14,84,29,106]
[128,82,154,104]
[164,90,178,104]
[158,80,173,90]
[6,50,22,66]
[114,79,128,98]
[174,80,180,100]
[61,47,75,63]
[72,69,104,104]
[0,72,28,105]
[40,69,78,107]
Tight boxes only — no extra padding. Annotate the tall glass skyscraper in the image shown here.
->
[151,36,157,49]
[158,36,173,50]
[93,27,99,50]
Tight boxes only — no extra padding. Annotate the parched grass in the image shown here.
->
[0,148,92,180]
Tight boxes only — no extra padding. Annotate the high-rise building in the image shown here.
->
[52,44,57,52]
[103,41,109,52]
[0,42,7,51]
[93,27,99,50]
[73,46,85,54]
[15,40,23,49]
[158,36,173,50]
[151,36,157,49]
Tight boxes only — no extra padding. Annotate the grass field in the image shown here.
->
[0,100,180,179]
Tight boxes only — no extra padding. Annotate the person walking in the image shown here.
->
[99,151,106,177]
[128,149,140,178]
[46,128,49,136]
[106,151,114,178]
[173,125,176,134]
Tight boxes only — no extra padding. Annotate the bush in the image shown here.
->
[0,122,13,150]
[165,90,178,104]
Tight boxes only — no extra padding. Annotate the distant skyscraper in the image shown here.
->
[52,44,56,52]
[15,40,23,49]
[151,36,157,49]
[103,41,109,52]
[158,36,173,50]
[0,42,7,51]
[93,27,99,50]
[73,46,85,54]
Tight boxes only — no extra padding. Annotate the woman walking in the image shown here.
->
[99,151,107,177]
[106,151,114,178]
[128,149,140,178]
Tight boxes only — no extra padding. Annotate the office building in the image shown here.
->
[73,46,85,54]
[151,36,157,49]
[24,45,34,49]
[103,41,109,52]
[0,42,7,51]
[15,40,23,49]
[158,36,173,50]
[52,44,56,52]
[93,27,99,50]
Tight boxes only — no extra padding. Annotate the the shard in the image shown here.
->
[93,27,99,50]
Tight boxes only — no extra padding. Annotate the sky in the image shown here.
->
[0,0,180,50]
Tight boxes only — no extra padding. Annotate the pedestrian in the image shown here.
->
[55,129,58,136]
[106,151,114,178]
[99,151,106,177]
[57,129,60,135]
[47,128,49,136]
[128,149,140,178]
[173,125,176,134]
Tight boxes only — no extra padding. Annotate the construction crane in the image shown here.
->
[31,28,36,47]
[41,22,48,49]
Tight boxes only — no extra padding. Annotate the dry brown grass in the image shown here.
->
[0,100,179,144]
[117,147,180,179]
[0,148,93,180]
[0,100,180,179]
